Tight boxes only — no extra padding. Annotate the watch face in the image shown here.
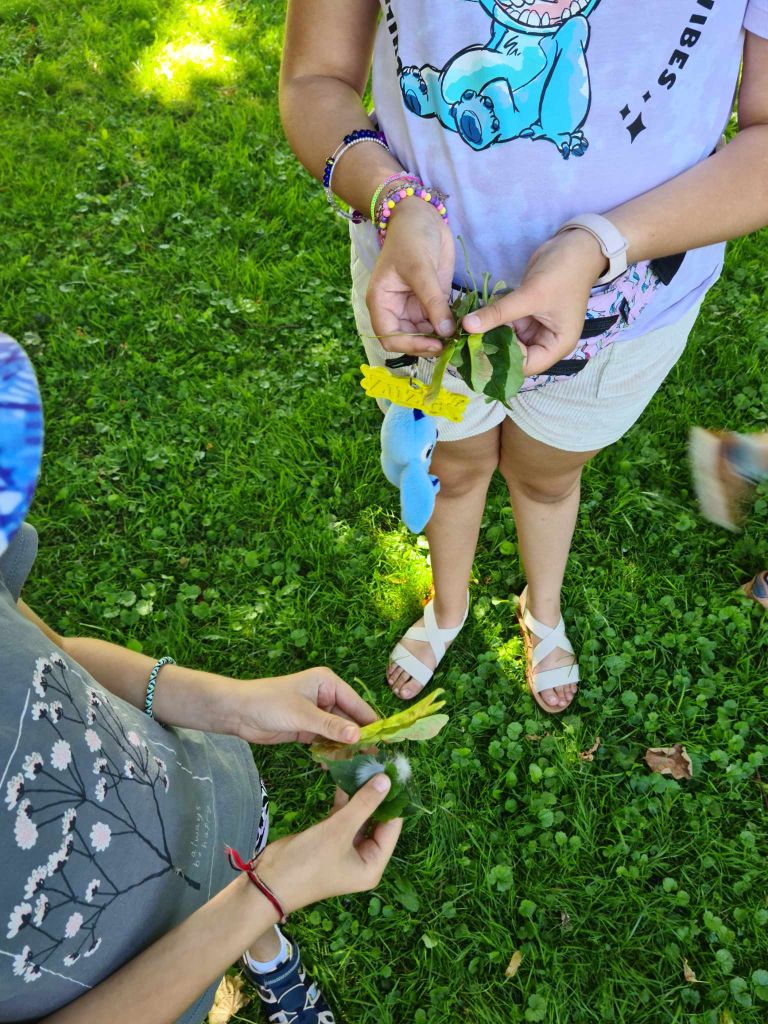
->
[0,334,43,556]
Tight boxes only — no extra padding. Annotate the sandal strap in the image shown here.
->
[531,662,580,694]
[522,607,574,670]
[389,644,434,688]
[391,594,470,685]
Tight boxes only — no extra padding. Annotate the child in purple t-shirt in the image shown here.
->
[281,0,768,712]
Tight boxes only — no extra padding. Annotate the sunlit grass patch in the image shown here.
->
[133,0,239,102]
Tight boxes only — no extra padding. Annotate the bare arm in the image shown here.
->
[17,601,376,744]
[40,779,401,1024]
[280,0,403,212]
[280,0,457,351]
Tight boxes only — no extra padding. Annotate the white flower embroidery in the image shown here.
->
[87,689,102,708]
[22,753,43,782]
[90,822,111,852]
[84,729,102,752]
[15,801,38,850]
[83,936,102,958]
[48,701,63,722]
[85,879,101,903]
[46,835,73,876]
[32,657,51,696]
[123,761,135,779]
[33,895,48,926]
[95,777,107,802]
[86,708,95,725]
[50,740,72,771]
[5,773,24,810]
[24,962,42,983]
[24,866,48,900]
[153,756,167,772]
[63,952,79,967]
[12,946,32,977]
[31,701,47,720]
[162,774,170,793]
[93,757,108,775]
[64,912,83,938]
[50,652,65,667]
[61,808,77,834]
[126,730,146,748]
[7,902,32,939]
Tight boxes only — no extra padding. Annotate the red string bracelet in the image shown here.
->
[225,846,288,924]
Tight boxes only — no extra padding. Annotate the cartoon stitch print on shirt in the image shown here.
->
[396,0,603,158]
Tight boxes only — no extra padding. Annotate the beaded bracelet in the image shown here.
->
[376,182,449,245]
[369,173,421,226]
[144,656,175,719]
[324,129,389,223]
[226,846,288,923]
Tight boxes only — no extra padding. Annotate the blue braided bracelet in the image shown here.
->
[144,657,176,719]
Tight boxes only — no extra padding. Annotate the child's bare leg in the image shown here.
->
[499,419,599,710]
[388,425,500,699]
[247,928,283,962]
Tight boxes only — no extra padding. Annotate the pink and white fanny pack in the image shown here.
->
[518,258,662,394]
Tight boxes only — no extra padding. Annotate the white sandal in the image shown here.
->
[516,587,579,714]
[388,595,469,699]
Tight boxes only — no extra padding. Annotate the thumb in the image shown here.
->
[304,706,361,745]
[462,284,536,334]
[337,773,392,832]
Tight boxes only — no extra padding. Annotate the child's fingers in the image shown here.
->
[462,286,534,334]
[404,261,455,338]
[354,817,403,874]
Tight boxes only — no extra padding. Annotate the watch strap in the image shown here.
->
[557,213,629,285]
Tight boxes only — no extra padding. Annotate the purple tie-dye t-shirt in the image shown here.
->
[351,0,768,338]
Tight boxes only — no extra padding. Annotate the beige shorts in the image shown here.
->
[351,250,702,453]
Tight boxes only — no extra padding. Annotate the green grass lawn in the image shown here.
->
[2,3,767,1022]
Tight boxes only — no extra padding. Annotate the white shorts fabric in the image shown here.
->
[351,250,702,453]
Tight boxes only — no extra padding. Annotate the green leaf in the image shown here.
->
[311,688,448,761]
[715,948,735,975]
[467,332,493,393]
[481,324,524,407]
[392,874,421,912]
[369,713,450,745]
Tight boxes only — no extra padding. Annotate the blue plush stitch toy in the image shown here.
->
[380,403,440,533]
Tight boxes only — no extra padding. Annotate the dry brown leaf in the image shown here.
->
[578,736,601,761]
[682,959,699,984]
[504,950,523,978]
[208,975,249,1024]
[643,744,693,781]
[524,733,550,742]
[560,911,572,932]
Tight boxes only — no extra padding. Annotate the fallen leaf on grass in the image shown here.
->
[560,911,572,932]
[524,733,550,742]
[644,744,693,781]
[578,737,601,761]
[208,975,249,1024]
[505,950,523,978]
[682,959,699,984]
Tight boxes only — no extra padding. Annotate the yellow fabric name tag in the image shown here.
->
[360,365,468,423]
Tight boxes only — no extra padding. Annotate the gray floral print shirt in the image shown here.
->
[0,525,263,1024]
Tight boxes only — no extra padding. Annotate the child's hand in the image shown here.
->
[229,667,378,746]
[462,230,608,376]
[255,775,403,914]
[367,199,456,356]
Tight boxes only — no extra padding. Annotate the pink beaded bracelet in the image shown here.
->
[375,182,449,246]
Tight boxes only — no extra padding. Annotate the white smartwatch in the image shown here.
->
[556,213,629,285]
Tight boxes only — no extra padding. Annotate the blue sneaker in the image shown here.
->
[241,940,335,1024]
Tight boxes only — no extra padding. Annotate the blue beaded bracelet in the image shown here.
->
[323,129,388,223]
[144,657,176,719]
